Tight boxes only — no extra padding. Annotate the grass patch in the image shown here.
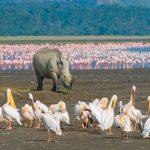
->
[0,36,150,44]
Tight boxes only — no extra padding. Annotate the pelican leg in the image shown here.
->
[35,119,40,128]
[83,122,88,128]
[106,128,112,134]
[7,120,12,130]
[121,131,128,139]
[126,132,128,139]
[24,119,28,127]
[82,123,84,128]
[121,131,123,137]
[109,128,112,134]
[93,123,96,131]
[51,131,55,142]
[47,129,51,142]
[30,120,32,127]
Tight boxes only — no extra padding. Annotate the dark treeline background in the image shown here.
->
[0,1,150,35]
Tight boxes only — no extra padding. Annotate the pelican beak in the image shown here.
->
[7,88,16,109]
[148,100,150,113]
[112,100,116,110]
[111,95,117,110]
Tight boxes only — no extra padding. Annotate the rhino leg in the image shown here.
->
[50,72,60,92]
[36,74,44,91]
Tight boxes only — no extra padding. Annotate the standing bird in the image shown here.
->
[100,95,118,134]
[115,107,132,139]
[54,101,70,124]
[29,93,41,128]
[142,96,150,138]
[89,97,109,130]
[2,88,22,129]
[121,85,145,131]
[21,104,35,127]
[41,113,62,142]
[74,101,90,128]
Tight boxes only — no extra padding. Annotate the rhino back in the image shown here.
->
[33,48,62,78]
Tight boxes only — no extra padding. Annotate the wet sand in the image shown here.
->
[0,69,150,150]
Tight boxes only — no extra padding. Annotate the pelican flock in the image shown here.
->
[0,86,150,142]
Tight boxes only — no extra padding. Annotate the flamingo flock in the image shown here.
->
[0,43,150,70]
[0,86,150,142]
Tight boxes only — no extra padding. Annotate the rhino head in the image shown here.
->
[58,56,75,90]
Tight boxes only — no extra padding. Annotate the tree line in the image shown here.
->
[0,2,150,35]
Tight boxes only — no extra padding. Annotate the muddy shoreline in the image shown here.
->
[0,69,150,150]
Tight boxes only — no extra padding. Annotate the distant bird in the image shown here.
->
[2,88,22,129]
[29,93,41,128]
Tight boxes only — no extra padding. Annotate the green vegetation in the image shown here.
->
[0,2,150,36]
[0,36,150,44]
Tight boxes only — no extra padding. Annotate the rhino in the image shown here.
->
[33,48,74,92]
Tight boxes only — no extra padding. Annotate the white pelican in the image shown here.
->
[88,97,109,130]
[74,101,90,128]
[100,95,118,134]
[0,107,8,125]
[21,104,35,127]
[35,100,49,113]
[29,93,41,128]
[142,96,150,138]
[2,88,22,129]
[41,113,62,142]
[121,86,145,131]
[115,107,132,138]
[55,101,70,124]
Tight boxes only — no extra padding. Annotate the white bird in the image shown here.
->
[55,101,70,124]
[89,102,103,129]
[35,100,49,113]
[20,104,35,127]
[0,107,6,122]
[88,97,109,130]
[2,88,22,129]
[121,86,145,131]
[142,96,150,138]
[29,93,41,128]
[41,113,62,142]
[100,95,117,134]
[74,101,90,128]
[115,108,132,139]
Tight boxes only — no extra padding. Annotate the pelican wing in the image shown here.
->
[41,113,62,135]
[89,103,103,125]
[2,104,22,125]
[74,104,80,120]
[61,111,70,124]
[25,104,35,119]
[101,109,114,130]
[142,117,150,138]
[35,101,49,113]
